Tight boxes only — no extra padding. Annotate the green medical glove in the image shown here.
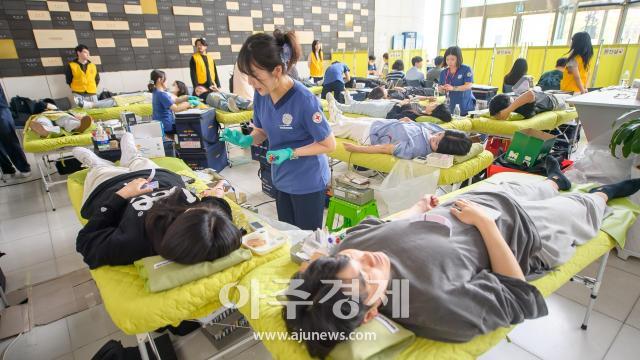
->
[188,99,200,107]
[266,148,294,165]
[219,128,253,148]
[188,96,200,101]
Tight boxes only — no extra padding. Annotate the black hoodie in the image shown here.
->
[76,169,232,269]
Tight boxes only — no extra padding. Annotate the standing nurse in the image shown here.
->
[439,46,476,116]
[220,30,336,230]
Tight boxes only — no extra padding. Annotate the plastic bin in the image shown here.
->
[175,109,218,152]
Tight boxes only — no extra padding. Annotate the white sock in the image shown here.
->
[344,91,353,105]
[73,147,113,168]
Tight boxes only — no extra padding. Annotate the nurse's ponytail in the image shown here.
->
[148,69,165,92]
[237,29,301,78]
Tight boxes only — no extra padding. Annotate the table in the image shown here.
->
[567,88,640,146]
[568,88,640,260]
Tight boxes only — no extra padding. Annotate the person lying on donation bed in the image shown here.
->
[327,91,452,124]
[73,133,242,269]
[28,100,93,138]
[488,89,572,121]
[283,158,640,358]
[193,85,253,113]
[326,95,471,159]
[367,85,435,102]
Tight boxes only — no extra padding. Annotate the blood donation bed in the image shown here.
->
[70,103,153,121]
[329,139,494,185]
[22,112,97,210]
[234,173,639,360]
[67,157,288,358]
[470,109,579,136]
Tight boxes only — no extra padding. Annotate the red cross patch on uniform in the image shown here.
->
[312,112,322,124]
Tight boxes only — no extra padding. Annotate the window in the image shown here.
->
[601,9,620,44]
[520,13,555,45]
[620,6,640,43]
[553,9,574,45]
[483,16,515,47]
[458,17,483,48]
[572,8,622,44]
[573,10,606,44]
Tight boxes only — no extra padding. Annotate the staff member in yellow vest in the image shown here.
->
[190,38,221,92]
[308,40,324,83]
[65,44,100,107]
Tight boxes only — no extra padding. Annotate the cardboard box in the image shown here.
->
[136,137,166,158]
[1,269,102,340]
[506,129,556,167]
[130,121,164,139]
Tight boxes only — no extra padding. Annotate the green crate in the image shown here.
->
[506,128,556,167]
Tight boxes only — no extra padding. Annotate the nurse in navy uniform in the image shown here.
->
[439,46,476,116]
[220,30,336,230]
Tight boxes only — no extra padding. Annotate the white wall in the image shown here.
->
[374,0,441,63]
[0,61,310,102]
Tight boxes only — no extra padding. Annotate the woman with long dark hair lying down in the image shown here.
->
[73,133,242,269]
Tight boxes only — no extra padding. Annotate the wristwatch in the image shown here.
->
[290,148,299,160]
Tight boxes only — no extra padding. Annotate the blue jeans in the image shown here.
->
[0,107,30,173]
[321,81,346,103]
[276,189,326,230]
[205,92,251,112]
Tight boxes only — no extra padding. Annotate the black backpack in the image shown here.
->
[9,96,36,127]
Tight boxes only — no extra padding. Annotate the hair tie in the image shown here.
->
[149,79,155,85]
[280,43,292,71]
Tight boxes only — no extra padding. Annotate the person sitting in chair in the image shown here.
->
[488,89,571,120]
[283,162,640,358]
[73,133,242,269]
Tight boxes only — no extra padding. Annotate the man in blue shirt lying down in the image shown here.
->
[326,96,472,159]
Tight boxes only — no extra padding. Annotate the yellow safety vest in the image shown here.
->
[561,55,589,93]
[192,52,216,85]
[69,61,97,94]
[309,51,324,77]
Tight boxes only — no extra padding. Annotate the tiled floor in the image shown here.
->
[1,152,640,359]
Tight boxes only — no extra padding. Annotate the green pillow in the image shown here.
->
[453,142,484,164]
[329,315,415,360]
[134,248,252,292]
[480,111,525,121]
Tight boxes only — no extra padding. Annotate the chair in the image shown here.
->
[325,197,379,232]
